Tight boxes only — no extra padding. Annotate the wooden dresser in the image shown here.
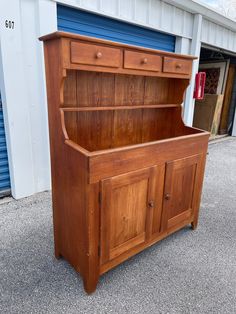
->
[40,32,209,294]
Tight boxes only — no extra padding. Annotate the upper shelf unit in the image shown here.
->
[40,31,197,79]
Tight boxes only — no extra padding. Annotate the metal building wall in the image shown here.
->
[0,0,55,199]
[201,19,236,52]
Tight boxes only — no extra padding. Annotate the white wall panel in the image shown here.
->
[0,0,56,198]
[201,18,236,53]
[174,7,185,35]
[229,31,234,51]
[80,0,99,11]
[100,0,117,15]
[175,37,191,55]
[149,0,161,29]
[234,33,236,51]
[0,0,35,198]
[184,11,193,38]
[119,0,133,20]
[161,2,172,31]
[135,0,148,24]
[214,24,221,47]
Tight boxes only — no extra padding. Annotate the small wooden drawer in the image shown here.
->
[71,41,121,68]
[163,57,192,75]
[124,50,162,72]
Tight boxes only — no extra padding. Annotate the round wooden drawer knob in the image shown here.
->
[142,58,148,64]
[96,52,102,59]
[148,200,154,208]
[176,63,182,69]
[165,194,171,200]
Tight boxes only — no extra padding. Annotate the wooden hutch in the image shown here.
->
[40,32,209,294]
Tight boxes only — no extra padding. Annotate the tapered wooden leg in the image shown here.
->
[54,249,61,259]
[83,274,99,294]
[54,241,62,259]
[191,220,198,230]
[52,205,61,259]
[83,183,100,294]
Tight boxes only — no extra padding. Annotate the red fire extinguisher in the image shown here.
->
[194,72,206,100]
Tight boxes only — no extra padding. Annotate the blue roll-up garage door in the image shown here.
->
[0,93,10,196]
[57,5,175,52]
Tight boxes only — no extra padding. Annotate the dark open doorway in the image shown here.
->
[193,46,236,139]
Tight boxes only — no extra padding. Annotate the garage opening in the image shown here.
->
[57,5,176,52]
[193,46,236,139]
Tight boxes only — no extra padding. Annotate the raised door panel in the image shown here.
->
[100,166,161,264]
[162,155,202,231]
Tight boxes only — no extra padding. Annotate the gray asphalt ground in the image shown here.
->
[1,138,236,314]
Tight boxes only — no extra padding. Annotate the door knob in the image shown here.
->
[148,200,154,208]
[165,193,171,200]
[96,52,102,58]
[142,57,148,64]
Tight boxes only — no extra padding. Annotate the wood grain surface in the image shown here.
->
[41,32,209,294]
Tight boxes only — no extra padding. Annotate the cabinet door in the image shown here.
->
[162,154,202,231]
[100,166,162,264]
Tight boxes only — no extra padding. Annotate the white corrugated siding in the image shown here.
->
[201,18,236,52]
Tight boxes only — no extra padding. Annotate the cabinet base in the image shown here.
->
[83,276,99,294]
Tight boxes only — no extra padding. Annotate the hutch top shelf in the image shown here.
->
[40,31,196,79]
[40,31,206,182]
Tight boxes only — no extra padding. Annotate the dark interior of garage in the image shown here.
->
[193,47,236,138]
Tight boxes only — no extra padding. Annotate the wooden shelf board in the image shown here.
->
[61,104,180,112]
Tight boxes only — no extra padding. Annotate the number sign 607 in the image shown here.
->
[5,20,15,29]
